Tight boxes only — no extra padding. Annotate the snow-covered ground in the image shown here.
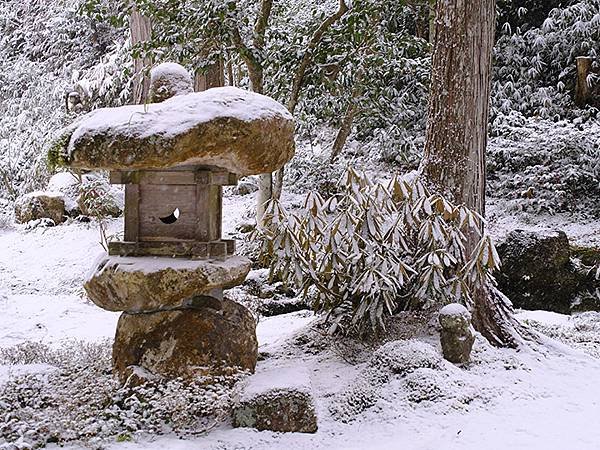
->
[2,198,600,449]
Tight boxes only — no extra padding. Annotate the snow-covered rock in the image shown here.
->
[232,366,318,433]
[46,171,123,218]
[112,299,257,383]
[14,191,65,225]
[84,254,251,312]
[55,87,295,176]
[149,62,193,103]
[496,229,592,313]
[47,171,79,214]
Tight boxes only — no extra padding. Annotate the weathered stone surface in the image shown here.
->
[496,230,587,313]
[233,366,317,433]
[14,191,65,224]
[113,298,257,382]
[85,254,251,312]
[149,62,193,103]
[438,303,475,364]
[56,87,295,176]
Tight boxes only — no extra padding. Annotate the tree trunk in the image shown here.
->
[330,97,359,163]
[330,71,364,163]
[428,0,436,44]
[421,0,518,347]
[256,173,273,226]
[130,8,152,104]
[270,0,350,203]
[194,58,225,91]
[575,56,592,107]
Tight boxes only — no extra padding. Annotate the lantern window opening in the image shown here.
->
[159,208,180,224]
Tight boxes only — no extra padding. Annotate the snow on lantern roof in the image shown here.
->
[53,87,295,176]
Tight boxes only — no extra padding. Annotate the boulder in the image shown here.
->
[47,171,80,214]
[438,303,475,364]
[496,230,584,313]
[232,366,318,433]
[149,62,193,103]
[14,191,65,224]
[233,177,259,196]
[84,254,251,312]
[54,87,295,176]
[112,298,257,382]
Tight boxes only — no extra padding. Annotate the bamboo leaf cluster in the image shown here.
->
[254,168,500,334]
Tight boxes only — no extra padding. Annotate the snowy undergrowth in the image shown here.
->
[0,0,128,202]
[329,335,526,424]
[518,310,600,358]
[0,340,245,449]
[3,180,600,449]
[488,116,600,217]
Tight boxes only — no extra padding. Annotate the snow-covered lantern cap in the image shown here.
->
[51,64,295,258]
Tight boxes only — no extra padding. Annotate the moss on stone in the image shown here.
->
[46,128,73,172]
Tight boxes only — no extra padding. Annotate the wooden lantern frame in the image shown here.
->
[108,165,238,259]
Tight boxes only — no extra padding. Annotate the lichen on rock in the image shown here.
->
[112,299,258,382]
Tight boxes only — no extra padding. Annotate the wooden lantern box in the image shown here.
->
[108,166,238,259]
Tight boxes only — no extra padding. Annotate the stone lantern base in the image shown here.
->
[85,254,257,383]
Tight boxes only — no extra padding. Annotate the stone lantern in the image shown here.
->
[53,64,295,383]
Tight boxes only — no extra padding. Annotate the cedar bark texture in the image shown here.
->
[422,0,518,347]
[130,8,152,104]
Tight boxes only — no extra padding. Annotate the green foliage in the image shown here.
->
[82,0,430,161]
[116,433,133,442]
[254,168,500,335]
[493,0,600,119]
[296,0,430,150]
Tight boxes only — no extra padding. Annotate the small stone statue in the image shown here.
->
[438,303,475,364]
[148,62,193,103]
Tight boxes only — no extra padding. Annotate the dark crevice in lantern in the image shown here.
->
[159,208,180,224]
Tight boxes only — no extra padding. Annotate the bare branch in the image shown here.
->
[287,0,350,114]
[254,0,273,50]
[229,21,264,93]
